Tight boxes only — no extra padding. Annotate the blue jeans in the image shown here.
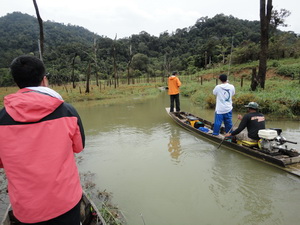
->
[212,111,232,135]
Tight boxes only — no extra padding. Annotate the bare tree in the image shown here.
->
[251,67,259,91]
[127,44,133,85]
[71,53,78,89]
[270,8,291,32]
[85,62,91,93]
[112,34,118,88]
[164,54,172,76]
[82,39,99,87]
[93,38,99,86]
[257,0,273,89]
[33,0,44,60]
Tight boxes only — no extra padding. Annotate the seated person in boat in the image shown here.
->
[225,102,265,142]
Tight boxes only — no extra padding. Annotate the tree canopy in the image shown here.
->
[0,12,299,86]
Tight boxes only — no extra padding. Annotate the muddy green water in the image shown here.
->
[74,92,300,225]
[1,92,300,225]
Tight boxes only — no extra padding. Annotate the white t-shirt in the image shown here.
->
[213,82,235,114]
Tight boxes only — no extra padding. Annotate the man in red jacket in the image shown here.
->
[0,55,85,224]
[168,71,182,112]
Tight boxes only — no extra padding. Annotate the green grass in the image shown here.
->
[180,75,300,119]
[1,58,300,118]
[0,82,163,108]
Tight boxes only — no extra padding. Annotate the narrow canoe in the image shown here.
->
[166,108,300,177]
[1,190,106,225]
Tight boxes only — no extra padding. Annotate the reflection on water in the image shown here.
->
[209,152,277,225]
[2,92,300,224]
[72,92,300,225]
[168,128,183,163]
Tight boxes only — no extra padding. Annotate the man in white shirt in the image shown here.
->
[212,74,235,136]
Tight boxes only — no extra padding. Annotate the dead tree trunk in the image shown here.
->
[33,0,44,60]
[71,53,77,89]
[251,67,259,91]
[258,0,273,89]
[85,63,91,93]
[127,44,133,85]
[164,54,172,77]
[93,38,99,86]
[112,34,118,89]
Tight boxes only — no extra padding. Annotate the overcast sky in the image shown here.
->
[0,0,299,39]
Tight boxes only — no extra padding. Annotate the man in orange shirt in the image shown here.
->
[168,71,182,112]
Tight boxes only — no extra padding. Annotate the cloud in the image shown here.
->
[1,0,299,39]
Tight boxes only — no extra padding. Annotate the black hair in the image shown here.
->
[219,74,227,82]
[10,55,46,88]
[172,71,178,75]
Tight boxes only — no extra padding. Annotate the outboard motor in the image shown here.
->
[258,129,298,156]
[258,129,279,154]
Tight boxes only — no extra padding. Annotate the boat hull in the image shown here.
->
[1,190,106,225]
[166,108,300,177]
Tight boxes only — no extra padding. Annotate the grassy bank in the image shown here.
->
[182,78,300,118]
[1,58,299,118]
[1,77,299,119]
[179,70,300,119]
[0,81,164,108]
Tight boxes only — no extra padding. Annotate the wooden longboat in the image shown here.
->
[1,190,106,225]
[166,108,300,177]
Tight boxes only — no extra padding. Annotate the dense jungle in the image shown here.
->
[0,12,299,85]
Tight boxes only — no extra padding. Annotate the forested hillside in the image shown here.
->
[0,12,96,66]
[0,12,299,86]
